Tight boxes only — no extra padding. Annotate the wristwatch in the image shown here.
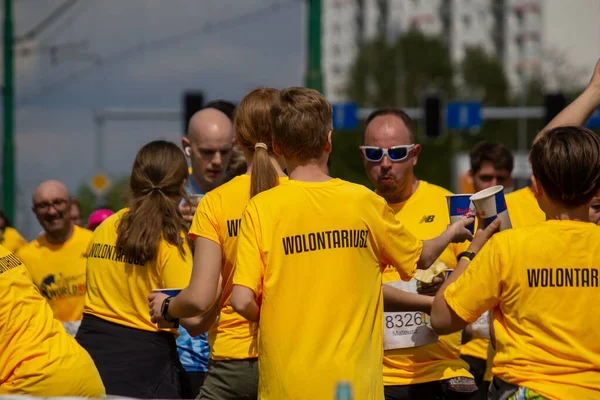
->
[161,296,179,327]
[457,251,476,262]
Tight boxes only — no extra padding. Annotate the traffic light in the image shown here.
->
[544,93,567,125]
[183,91,205,134]
[422,94,443,140]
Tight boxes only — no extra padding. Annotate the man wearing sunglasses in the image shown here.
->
[16,180,94,336]
[361,109,476,400]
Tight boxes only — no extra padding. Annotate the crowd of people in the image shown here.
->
[1,60,600,400]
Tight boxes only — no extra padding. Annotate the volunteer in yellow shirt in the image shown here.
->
[76,140,211,398]
[149,88,288,400]
[460,141,515,398]
[432,126,600,400]
[231,88,473,400]
[16,180,93,331]
[0,245,105,396]
[0,211,27,252]
[361,109,476,399]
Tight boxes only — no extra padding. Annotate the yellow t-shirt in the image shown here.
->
[445,220,600,400]
[234,178,423,400]
[0,227,27,253]
[84,209,192,332]
[189,174,288,360]
[16,225,93,322]
[505,187,545,228]
[0,245,105,396]
[382,181,472,385]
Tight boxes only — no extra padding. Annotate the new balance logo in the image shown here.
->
[420,215,435,223]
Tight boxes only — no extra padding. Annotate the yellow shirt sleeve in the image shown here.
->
[158,242,193,289]
[233,204,263,295]
[444,237,503,323]
[379,203,423,281]
[189,193,221,244]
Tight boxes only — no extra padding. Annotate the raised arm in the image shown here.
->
[536,58,600,142]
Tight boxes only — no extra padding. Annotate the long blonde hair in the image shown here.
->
[234,88,280,197]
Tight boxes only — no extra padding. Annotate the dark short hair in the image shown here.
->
[470,141,514,174]
[531,126,600,207]
[203,100,236,121]
[364,108,416,143]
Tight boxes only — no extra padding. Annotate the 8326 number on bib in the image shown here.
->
[383,280,438,350]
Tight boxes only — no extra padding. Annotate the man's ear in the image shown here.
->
[530,175,542,198]
[411,144,421,166]
[182,137,191,158]
[273,140,283,157]
[324,131,332,153]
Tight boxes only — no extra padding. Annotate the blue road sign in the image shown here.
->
[446,101,482,130]
[332,102,359,131]
[585,108,600,129]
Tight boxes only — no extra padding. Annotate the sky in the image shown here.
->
[3,0,305,237]
[2,0,599,238]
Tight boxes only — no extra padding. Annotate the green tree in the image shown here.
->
[347,29,454,107]
[462,47,509,105]
[75,176,129,224]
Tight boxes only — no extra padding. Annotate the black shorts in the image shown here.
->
[76,313,186,399]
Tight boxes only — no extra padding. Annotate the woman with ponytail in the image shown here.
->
[76,140,214,398]
[148,88,287,400]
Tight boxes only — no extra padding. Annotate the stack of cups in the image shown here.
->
[469,185,512,231]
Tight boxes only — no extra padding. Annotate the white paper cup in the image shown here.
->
[152,288,182,329]
[469,185,512,231]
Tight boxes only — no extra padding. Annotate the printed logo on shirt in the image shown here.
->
[527,268,599,288]
[0,252,22,274]
[88,242,144,266]
[282,229,369,255]
[40,273,86,300]
[420,215,435,223]
[227,219,242,237]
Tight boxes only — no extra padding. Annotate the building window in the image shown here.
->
[515,10,524,27]
[332,64,343,76]
[412,0,419,7]
[333,23,341,35]
[332,45,341,56]
[462,15,471,30]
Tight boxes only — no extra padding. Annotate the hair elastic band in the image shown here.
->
[254,142,268,150]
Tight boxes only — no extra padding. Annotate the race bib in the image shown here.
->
[383,279,438,350]
[470,311,490,339]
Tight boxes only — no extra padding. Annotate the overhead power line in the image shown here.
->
[18,0,302,105]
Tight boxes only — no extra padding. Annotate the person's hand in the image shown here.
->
[180,195,201,224]
[468,218,501,254]
[587,58,600,91]
[417,273,445,296]
[447,217,474,243]
[148,292,170,324]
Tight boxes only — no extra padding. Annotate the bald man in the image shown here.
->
[16,180,93,335]
[178,108,234,397]
[182,108,234,195]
